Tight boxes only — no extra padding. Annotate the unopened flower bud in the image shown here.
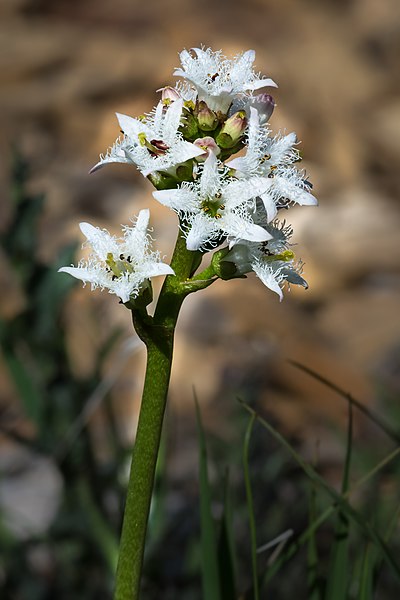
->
[196,101,218,132]
[249,93,276,124]
[193,137,221,161]
[216,111,247,149]
[180,109,199,140]
[157,86,181,105]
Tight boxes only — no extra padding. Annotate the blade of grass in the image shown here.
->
[239,400,400,580]
[194,394,221,600]
[325,404,353,600]
[217,469,236,600]
[358,543,373,600]
[307,482,321,600]
[264,445,400,587]
[373,502,400,592]
[289,360,400,445]
[243,413,259,600]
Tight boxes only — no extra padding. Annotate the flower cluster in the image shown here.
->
[60,47,317,302]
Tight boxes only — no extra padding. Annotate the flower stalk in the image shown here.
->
[114,229,212,600]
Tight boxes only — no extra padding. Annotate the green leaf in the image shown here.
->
[243,413,259,600]
[194,394,221,600]
[358,543,373,600]
[217,470,236,600]
[325,404,353,600]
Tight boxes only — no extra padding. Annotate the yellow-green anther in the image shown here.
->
[106,253,122,277]
[267,249,295,262]
[138,133,147,147]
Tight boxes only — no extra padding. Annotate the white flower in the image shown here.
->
[227,107,318,221]
[152,152,273,251]
[225,218,308,300]
[59,209,174,303]
[90,99,204,177]
[174,48,277,114]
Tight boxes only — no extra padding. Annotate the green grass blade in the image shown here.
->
[243,414,259,600]
[194,395,221,600]
[289,360,400,445]
[373,502,400,592]
[358,543,373,600]
[325,404,353,600]
[217,470,236,600]
[77,480,119,574]
[264,445,400,587]
[307,483,321,599]
[239,401,400,580]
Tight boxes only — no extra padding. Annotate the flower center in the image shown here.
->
[201,192,225,219]
[106,253,134,280]
[138,133,169,157]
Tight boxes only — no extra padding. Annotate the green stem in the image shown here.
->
[113,229,199,600]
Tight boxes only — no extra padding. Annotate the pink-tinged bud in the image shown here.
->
[196,101,218,131]
[216,111,247,148]
[157,86,181,105]
[250,94,276,124]
[193,137,221,161]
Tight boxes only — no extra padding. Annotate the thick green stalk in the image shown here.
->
[113,230,200,600]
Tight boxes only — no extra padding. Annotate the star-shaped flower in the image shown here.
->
[227,107,318,221]
[90,99,204,177]
[224,216,308,300]
[59,209,174,303]
[153,152,273,251]
[174,48,277,114]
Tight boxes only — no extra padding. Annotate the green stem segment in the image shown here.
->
[114,231,212,600]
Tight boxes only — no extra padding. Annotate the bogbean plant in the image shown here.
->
[59,47,318,599]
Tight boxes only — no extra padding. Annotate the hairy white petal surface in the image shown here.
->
[79,222,119,260]
[259,192,278,222]
[222,212,272,244]
[273,175,318,206]
[186,214,220,251]
[152,186,199,212]
[116,113,151,138]
[199,152,220,197]
[252,261,284,300]
[223,177,273,209]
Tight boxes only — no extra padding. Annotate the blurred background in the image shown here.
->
[0,0,399,598]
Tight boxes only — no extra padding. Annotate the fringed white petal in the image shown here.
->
[252,262,284,300]
[79,223,119,260]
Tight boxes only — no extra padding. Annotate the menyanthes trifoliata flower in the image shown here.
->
[174,48,277,114]
[222,215,308,300]
[227,107,318,221]
[59,209,174,304]
[90,99,204,178]
[153,152,273,251]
